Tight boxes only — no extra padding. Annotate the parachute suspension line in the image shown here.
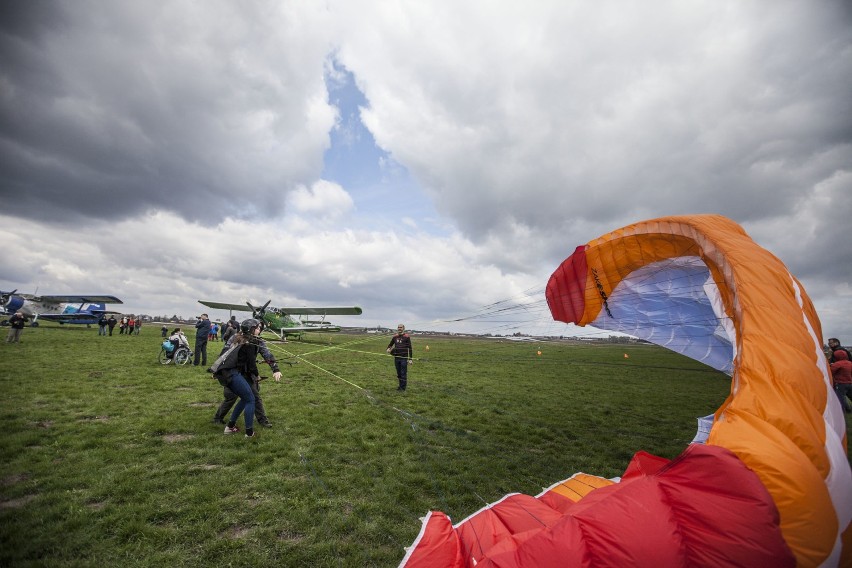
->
[274,332,445,564]
[260,323,717,534]
[591,266,613,318]
[261,337,538,523]
[265,341,368,391]
[261,337,635,544]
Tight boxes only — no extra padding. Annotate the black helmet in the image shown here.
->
[240,318,261,334]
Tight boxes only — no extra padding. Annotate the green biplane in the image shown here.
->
[198,300,362,340]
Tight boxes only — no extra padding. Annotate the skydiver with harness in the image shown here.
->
[210,318,281,437]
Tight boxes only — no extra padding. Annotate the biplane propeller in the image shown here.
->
[246,300,272,322]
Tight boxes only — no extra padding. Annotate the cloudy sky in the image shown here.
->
[1,0,850,340]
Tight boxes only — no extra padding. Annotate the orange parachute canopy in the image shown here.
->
[401,215,851,567]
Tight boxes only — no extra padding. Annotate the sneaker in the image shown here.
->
[259,421,272,428]
[245,432,256,438]
[224,425,240,434]
[212,417,225,424]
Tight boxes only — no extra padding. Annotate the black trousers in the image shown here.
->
[194,337,208,366]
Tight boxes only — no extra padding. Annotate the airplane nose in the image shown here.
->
[0,288,17,308]
[5,295,24,313]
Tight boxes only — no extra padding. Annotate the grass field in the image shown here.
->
[1,324,848,567]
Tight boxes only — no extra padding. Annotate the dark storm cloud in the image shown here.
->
[0,1,335,225]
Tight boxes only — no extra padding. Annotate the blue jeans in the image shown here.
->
[98,325,107,336]
[228,371,255,429]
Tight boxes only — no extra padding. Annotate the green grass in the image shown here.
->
[0,325,848,566]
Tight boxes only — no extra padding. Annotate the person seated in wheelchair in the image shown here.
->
[166,328,191,359]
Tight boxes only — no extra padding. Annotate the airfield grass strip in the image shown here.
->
[1,325,849,567]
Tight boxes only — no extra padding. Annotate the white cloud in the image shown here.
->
[1,0,850,340]
[286,180,355,222]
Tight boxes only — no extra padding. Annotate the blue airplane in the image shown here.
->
[0,290,123,327]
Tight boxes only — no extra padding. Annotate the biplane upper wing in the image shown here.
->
[198,300,254,312]
[273,307,362,316]
[37,295,123,304]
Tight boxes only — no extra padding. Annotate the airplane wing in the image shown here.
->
[279,324,342,333]
[37,295,123,304]
[199,301,362,317]
[274,307,363,316]
[38,313,100,322]
[198,301,254,312]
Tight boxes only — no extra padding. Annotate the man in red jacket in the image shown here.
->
[830,349,852,413]
[386,324,413,391]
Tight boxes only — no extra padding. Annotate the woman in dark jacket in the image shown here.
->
[216,318,281,438]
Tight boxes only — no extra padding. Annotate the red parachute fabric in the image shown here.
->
[400,444,792,567]
[544,244,587,323]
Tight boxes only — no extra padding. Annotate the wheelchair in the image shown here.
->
[158,343,192,365]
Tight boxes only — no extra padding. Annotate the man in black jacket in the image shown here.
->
[5,311,27,343]
[194,313,212,367]
[828,338,852,363]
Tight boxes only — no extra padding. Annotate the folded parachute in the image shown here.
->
[401,215,851,567]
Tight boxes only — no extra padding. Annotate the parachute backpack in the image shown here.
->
[209,341,242,384]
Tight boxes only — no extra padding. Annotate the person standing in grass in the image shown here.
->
[107,315,117,336]
[386,324,413,391]
[5,311,27,343]
[221,319,237,344]
[98,314,108,336]
[831,349,852,413]
[214,318,282,438]
[194,313,211,367]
